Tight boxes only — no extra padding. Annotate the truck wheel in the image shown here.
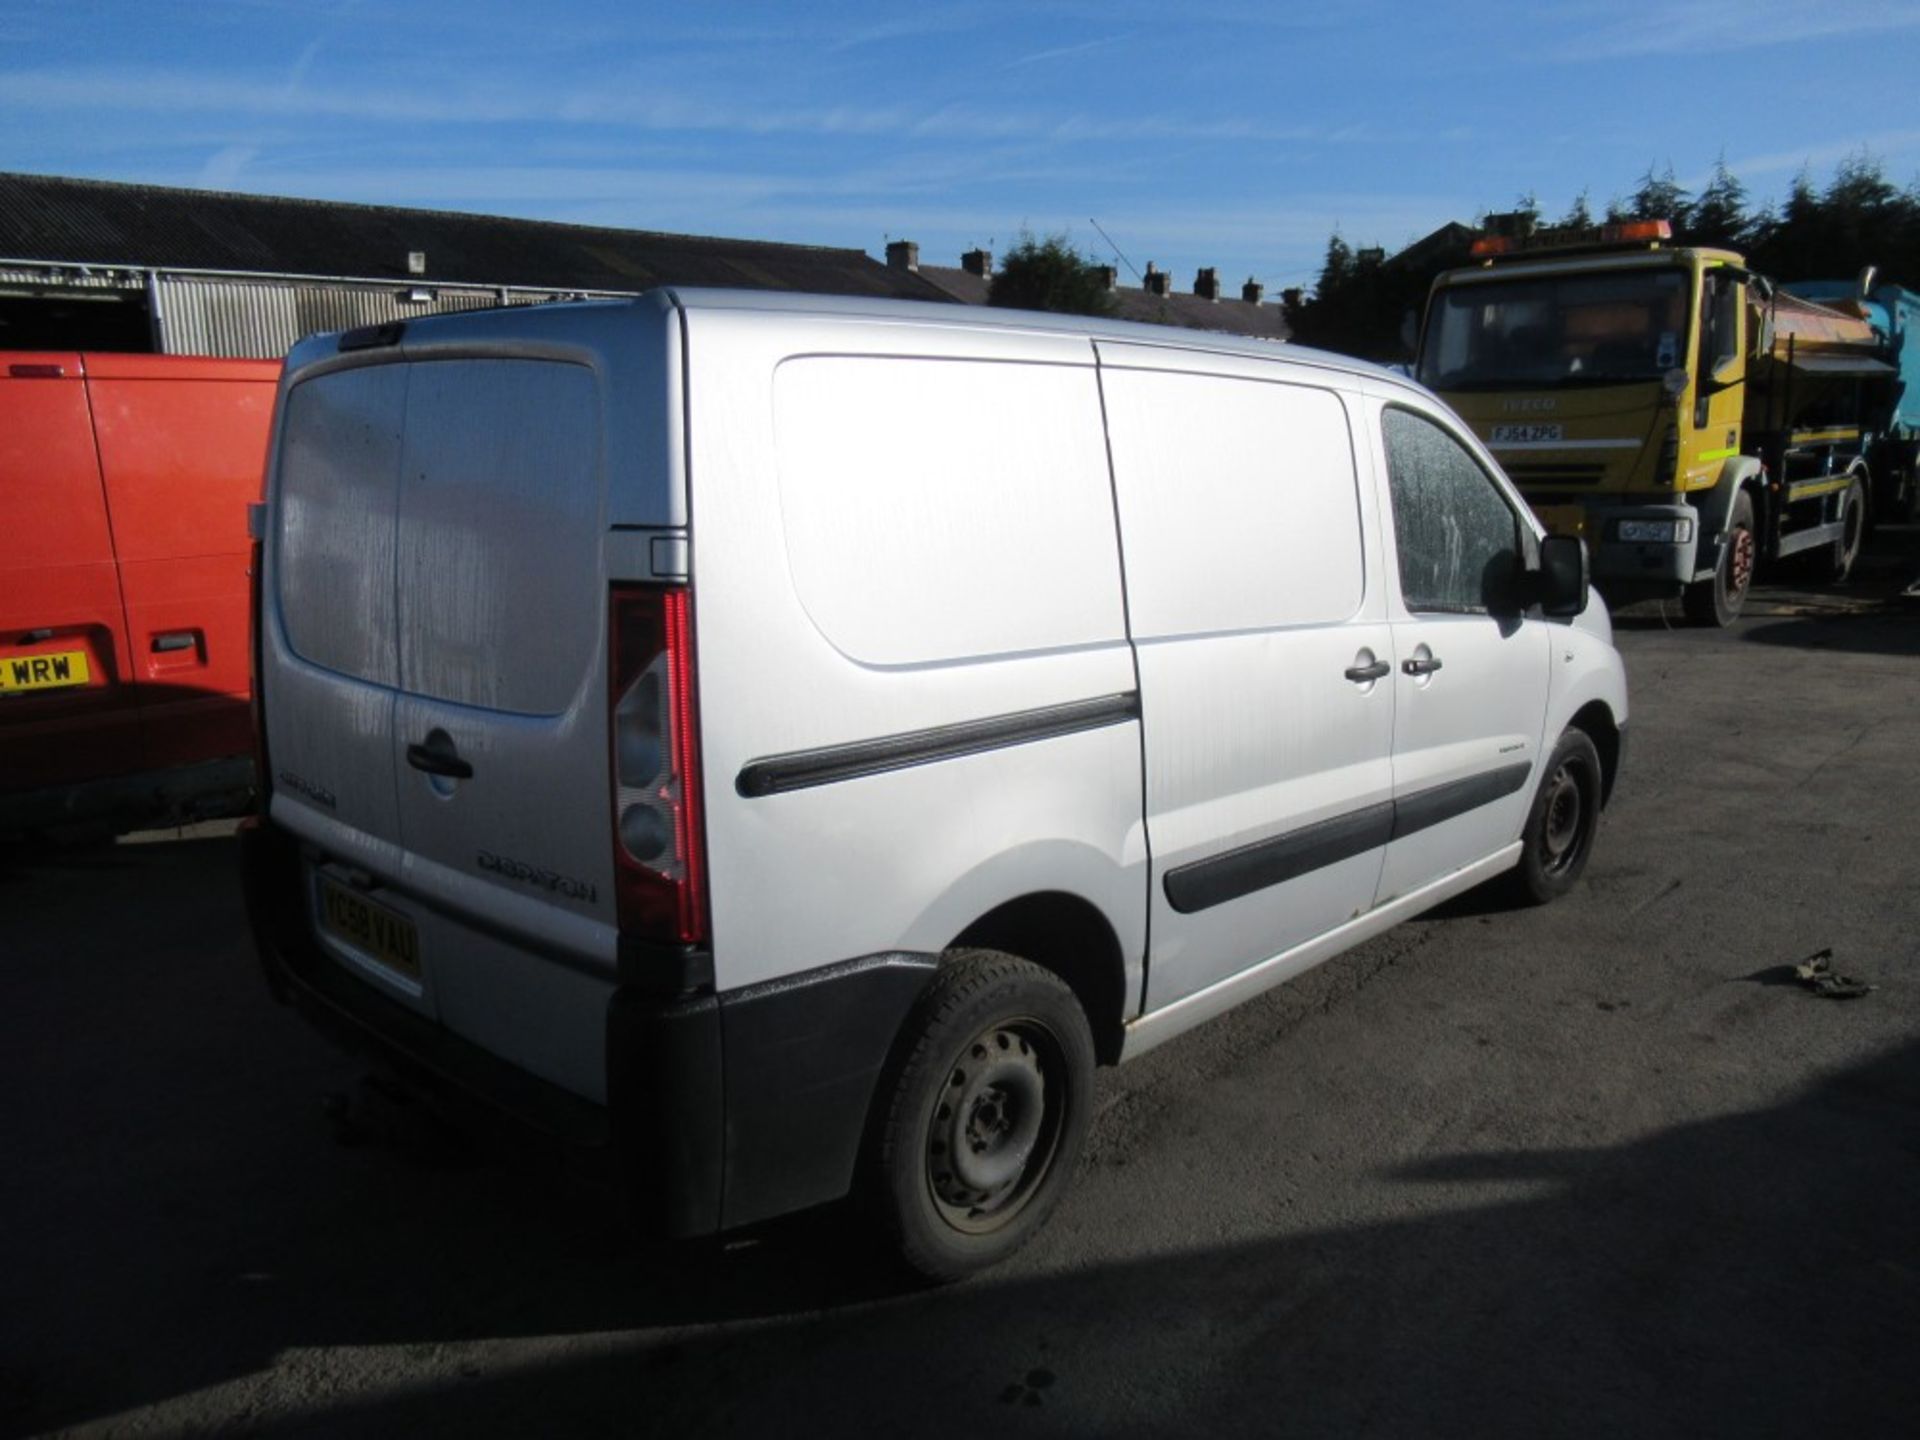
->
[1509,728,1603,906]
[1820,473,1866,584]
[868,949,1094,1283]
[1682,489,1755,627]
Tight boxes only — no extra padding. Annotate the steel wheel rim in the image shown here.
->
[1540,761,1588,875]
[1728,525,1755,600]
[925,1018,1067,1235]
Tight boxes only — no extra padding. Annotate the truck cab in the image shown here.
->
[1418,220,1899,626]
[1416,223,1751,619]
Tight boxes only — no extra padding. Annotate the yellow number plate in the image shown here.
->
[318,877,422,981]
[1,649,91,695]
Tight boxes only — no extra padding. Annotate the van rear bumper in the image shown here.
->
[240,815,936,1239]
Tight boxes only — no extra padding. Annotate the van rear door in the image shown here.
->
[0,354,139,798]
[86,354,278,773]
[266,360,408,862]
[382,355,618,1095]
[266,315,633,1100]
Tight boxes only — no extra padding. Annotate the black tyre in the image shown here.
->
[1682,489,1755,627]
[1820,472,1866,584]
[1509,727,1604,906]
[868,949,1094,1283]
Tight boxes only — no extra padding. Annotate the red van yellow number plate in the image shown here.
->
[318,876,422,981]
[1,650,91,695]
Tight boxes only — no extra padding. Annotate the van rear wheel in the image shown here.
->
[869,950,1093,1283]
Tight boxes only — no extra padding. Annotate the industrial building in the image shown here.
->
[0,172,951,358]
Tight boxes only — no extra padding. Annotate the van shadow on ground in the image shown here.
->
[4,832,1917,1437]
[277,1037,1920,1438]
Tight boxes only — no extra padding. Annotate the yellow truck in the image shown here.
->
[1415,220,1912,624]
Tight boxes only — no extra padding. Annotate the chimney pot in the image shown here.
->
[961,248,992,278]
[1242,277,1264,304]
[886,240,920,272]
[1194,266,1221,301]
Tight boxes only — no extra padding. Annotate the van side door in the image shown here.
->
[1369,397,1551,903]
[1098,344,1395,1013]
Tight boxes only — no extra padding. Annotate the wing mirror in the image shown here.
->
[1536,534,1589,617]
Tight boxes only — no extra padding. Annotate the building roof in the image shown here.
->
[1105,285,1289,340]
[0,171,951,301]
[900,247,1289,342]
[917,264,991,305]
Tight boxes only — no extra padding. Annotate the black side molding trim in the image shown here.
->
[1165,801,1394,915]
[1390,761,1534,841]
[736,691,1141,798]
[1164,760,1535,915]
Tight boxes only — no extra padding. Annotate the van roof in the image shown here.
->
[663,286,1405,384]
[281,285,1422,400]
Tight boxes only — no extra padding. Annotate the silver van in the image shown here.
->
[242,291,1627,1280]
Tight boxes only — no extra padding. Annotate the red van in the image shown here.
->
[1,351,279,835]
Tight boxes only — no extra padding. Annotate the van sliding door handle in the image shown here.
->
[406,742,473,780]
[1343,660,1391,683]
[1402,656,1444,677]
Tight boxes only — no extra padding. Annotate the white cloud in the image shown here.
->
[0,63,1442,151]
[195,144,259,190]
[1548,0,1920,59]
[1005,32,1136,69]
[1724,131,1920,181]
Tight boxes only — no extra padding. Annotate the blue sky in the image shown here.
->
[3,0,1918,295]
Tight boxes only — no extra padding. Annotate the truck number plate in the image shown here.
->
[318,876,422,981]
[1490,423,1564,445]
[1,649,91,695]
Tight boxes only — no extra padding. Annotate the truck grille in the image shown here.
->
[1503,462,1608,486]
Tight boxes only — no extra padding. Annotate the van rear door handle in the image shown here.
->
[1402,656,1444,676]
[406,741,473,780]
[1344,659,1391,683]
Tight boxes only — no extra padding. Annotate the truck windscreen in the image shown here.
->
[1419,269,1690,391]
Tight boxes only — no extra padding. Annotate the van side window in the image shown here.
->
[1381,406,1523,614]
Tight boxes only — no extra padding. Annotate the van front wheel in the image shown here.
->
[870,950,1094,1283]
[1509,728,1603,906]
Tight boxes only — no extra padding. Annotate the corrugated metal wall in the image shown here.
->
[156,277,631,358]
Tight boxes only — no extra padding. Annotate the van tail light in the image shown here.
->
[609,585,707,945]
[248,535,271,808]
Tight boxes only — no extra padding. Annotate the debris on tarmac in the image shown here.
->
[1792,949,1876,1000]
